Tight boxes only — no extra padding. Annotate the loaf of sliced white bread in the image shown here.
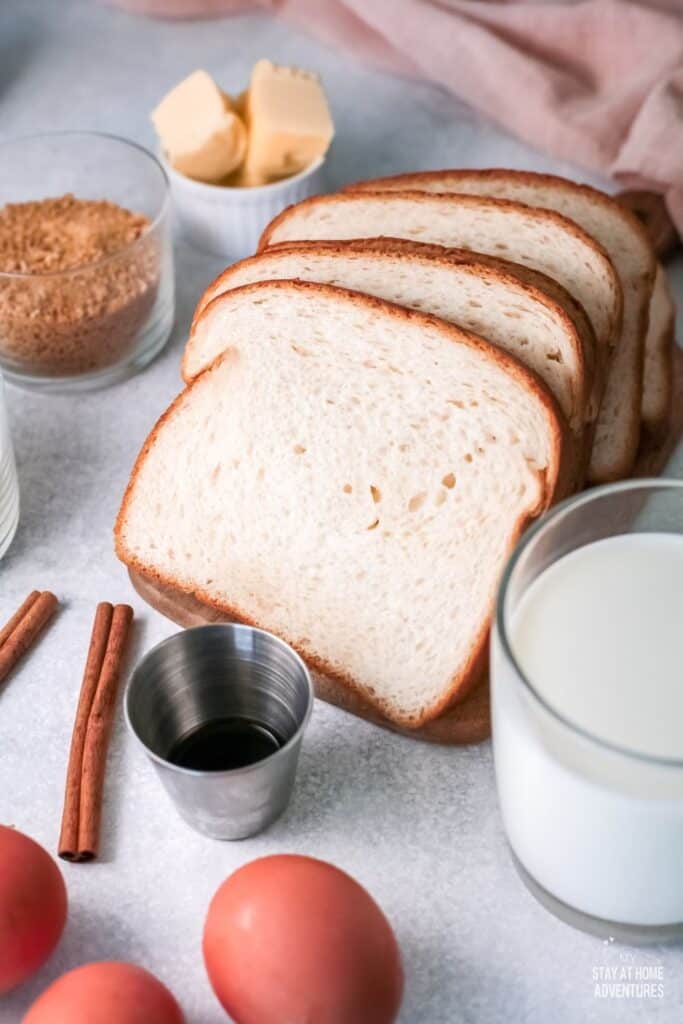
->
[186,243,587,455]
[116,282,569,727]
[347,171,657,480]
[259,190,623,468]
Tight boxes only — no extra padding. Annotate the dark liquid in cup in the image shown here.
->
[167,717,285,771]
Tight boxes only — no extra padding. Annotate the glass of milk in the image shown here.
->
[0,373,19,560]
[492,479,683,942]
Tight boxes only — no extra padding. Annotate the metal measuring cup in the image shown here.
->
[125,623,313,840]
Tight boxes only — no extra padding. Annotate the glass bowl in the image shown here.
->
[0,131,174,391]
[0,372,19,560]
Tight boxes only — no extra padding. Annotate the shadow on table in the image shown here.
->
[278,705,494,843]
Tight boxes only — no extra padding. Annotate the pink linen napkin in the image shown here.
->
[106,0,683,233]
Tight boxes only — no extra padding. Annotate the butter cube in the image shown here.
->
[152,70,247,184]
[239,60,334,187]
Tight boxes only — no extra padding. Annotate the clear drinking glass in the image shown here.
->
[492,479,683,943]
[0,131,174,391]
[0,374,19,560]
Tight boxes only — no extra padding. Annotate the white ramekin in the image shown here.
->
[162,155,327,261]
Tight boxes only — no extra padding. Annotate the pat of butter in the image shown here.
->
[239,60,334,187]
[152,70,247,184]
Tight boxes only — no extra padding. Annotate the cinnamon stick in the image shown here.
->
[58,603,114,860]
[0,591,41,649]
[58,603,134,862]
[0,591,58,684]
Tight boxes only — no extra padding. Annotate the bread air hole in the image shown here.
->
[370,485,382,504]
[546,350,563,363]
[447,399,465,409]
[367,518,380,531]
[408,492,426,513]
[291,345,312,357]
[343,483,353,494]
[442,473,456,489]
[293,444,307,455]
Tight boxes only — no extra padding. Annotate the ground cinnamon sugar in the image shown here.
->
[0,194,160,378]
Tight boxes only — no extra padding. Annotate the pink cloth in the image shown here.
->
[109,0,683,232]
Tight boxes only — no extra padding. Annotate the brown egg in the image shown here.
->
[0,825,67,994]
[22,962,185,1024]
[203,854,403,1024]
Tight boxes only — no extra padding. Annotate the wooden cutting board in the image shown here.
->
[130,347,683,747]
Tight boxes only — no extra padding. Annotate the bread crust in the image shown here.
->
[586,280,648,483]
[343,169,659,482]
[345,167,655,271]
[186,241,587,430]
[117,280,569,728]
[258,189,622,338]
[268,237,604,416]
[642,267,676,435]
[645,314,674,436]
[186,278,572,495]
[128,567,492,744]
[258,189,621,428]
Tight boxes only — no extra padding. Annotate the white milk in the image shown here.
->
[492,533,683,927]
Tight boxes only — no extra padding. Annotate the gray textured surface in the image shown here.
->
[1,2,682,1021]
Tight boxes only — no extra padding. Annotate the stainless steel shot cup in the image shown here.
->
[125,624,313,840]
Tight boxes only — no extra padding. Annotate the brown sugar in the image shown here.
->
[0,195,161,378]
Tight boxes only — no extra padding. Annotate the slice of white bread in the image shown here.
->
[116,281,568,727]
[347,170,656,481]
[259,191,621,430]
[642,264,676,433]
[185,243,587,444]
[275,236,603,422]
[198,237,599,409]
